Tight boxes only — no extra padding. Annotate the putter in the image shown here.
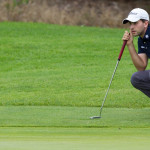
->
[90,40,127,119]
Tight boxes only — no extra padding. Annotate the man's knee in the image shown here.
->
[130,72,140,88]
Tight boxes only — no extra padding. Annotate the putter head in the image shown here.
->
[90,116,101,119]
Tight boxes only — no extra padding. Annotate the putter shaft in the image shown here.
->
[90,41,127,119]
[99,60,119,117]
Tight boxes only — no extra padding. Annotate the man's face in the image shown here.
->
[129,20,148,37]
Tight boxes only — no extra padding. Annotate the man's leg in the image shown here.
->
[131,70,150,97]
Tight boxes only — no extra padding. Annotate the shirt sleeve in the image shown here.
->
[138,38,145,54]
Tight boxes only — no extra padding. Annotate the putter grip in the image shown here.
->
[118,40,127,61]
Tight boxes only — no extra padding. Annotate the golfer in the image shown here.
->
[122,8,150,97]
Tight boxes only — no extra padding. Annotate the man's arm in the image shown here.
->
[127,43,148,71]
[122,31,148,71]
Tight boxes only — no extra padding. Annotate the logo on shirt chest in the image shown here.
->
[145,35,149,39]
[141,46,147,49]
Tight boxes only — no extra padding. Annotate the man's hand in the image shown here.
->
[122,30,148,71]
[122,30,133,46]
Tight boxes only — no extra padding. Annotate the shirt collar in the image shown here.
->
[142,25,150,42]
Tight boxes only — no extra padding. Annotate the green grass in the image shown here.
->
[0,22,150,150]
[0,127,150,150]
[0,106,150,128]
[0,22,149,107]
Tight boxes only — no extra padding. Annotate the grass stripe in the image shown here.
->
[0,106,150,128]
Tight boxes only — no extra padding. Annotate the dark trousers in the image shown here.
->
[131,70,150,97]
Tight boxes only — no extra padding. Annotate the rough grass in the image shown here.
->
[0,22,149,108]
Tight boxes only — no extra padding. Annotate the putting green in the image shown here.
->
[0,106,150,150]
[0,127,150,150]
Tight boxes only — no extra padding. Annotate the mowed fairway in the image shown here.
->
[0,22,150,149]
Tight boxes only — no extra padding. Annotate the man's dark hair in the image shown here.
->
[141,19,147,22]
[140,19,150,25]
